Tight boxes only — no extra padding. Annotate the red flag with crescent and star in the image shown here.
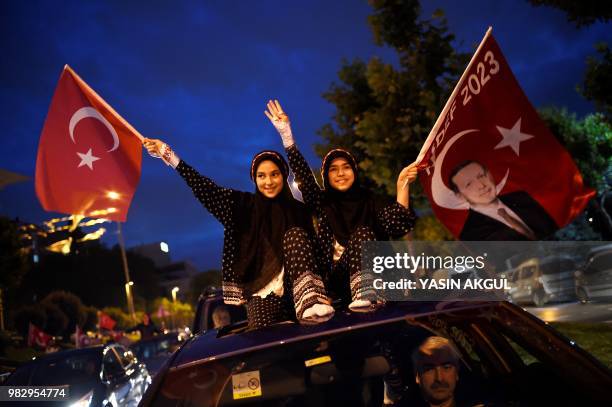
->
[415,28,594,240]
[27,323,53,349]
[98,311,117,330]
[35,65,143,222]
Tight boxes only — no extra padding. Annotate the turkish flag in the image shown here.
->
[415,29,594,240]
[98,312,117,330]
[27,323,53,349]
[35,65,142,222]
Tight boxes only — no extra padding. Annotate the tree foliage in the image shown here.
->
[526,0,611,27]
[526,1,611,123]
[42,291,86,337]
[538,108,611,193]
[0,217,29,294]
[316,0,468,200]
[16,240,163,310]
[580,43,612,123]
[188,270,221,303]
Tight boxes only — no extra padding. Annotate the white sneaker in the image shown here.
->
[301,303,335,323]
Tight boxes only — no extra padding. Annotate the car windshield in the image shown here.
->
[132,336,176,360]
[29,350,102,386]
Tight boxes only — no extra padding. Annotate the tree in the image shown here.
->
[526,1,611,27]
[580,44,612,123]
[12,304,46,337]
[40,302,68,337]
[538,108,611,193]
[42,291,86,338]
[101,307,132,330]
[526,1,612,123]
[83,306,99,331]
[317,0,468,203]
[539,108,612,239]
[15,239,163,311]
[0,216,29,298]
[188,270,221,303]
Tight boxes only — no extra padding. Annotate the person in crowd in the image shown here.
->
[265,100,418,311]
[144,139,334,328]
[211,305,231,329]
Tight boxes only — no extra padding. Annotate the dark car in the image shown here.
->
[192,289,247,333]
[130,333,184,377]
[140,301,611,406]
[4,343,151,406]
[575,244,612,303]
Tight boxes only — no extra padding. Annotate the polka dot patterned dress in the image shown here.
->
[285,145,417,305]
[177,160,330,329]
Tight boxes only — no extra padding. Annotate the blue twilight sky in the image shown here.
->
[1,0,609,271]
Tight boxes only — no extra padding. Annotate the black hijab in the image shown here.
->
[321,149,386,247]
[233,151,314,296]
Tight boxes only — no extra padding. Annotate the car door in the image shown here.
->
[103,346,131,406]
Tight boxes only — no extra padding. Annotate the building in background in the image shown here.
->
[129,242,197,300]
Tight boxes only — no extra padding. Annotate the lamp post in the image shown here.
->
[171,286,179,330]
[117,222,136,319]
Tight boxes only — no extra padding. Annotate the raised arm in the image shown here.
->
[377,162,419,237]
[143,138,237,226]
[264,100,323,210]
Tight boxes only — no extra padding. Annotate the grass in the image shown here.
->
[551,322,612,369]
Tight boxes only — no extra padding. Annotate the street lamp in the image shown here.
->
[125,281,135,319]
[171,287,179,330]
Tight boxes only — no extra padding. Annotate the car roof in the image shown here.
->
[588,243,612,255]
[170,301,493,371]
[17,345,105,369]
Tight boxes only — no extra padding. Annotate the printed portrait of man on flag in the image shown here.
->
[415,29,594,241]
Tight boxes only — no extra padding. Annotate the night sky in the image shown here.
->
[1,0,609,271]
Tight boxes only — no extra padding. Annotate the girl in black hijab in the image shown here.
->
[265,100,418,311]
[143,139,334,328]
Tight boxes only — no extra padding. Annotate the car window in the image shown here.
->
[591,252,612,272]
[502,334,539,366]
[520,265,535,279]
[206,300,247,331]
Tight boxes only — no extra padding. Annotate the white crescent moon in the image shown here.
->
[69,107,119,152]
[432,129,509,210]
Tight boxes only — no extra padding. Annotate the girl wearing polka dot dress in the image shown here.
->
[143,139,334,329]
[265,100,418,312]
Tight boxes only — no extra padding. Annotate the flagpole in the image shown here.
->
[415,26,493,164]
[116,222,136,319]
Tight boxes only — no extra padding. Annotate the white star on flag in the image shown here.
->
[494,117,534,156]
[77,148,101,170]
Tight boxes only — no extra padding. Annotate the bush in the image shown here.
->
[41,302,68,337]
[101,307,133,330]
[0,331,13,356]
[83,306,99,331]
[42,291,86,336]
[12,304,46,338]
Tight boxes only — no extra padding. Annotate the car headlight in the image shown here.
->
[69,390,93,407]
